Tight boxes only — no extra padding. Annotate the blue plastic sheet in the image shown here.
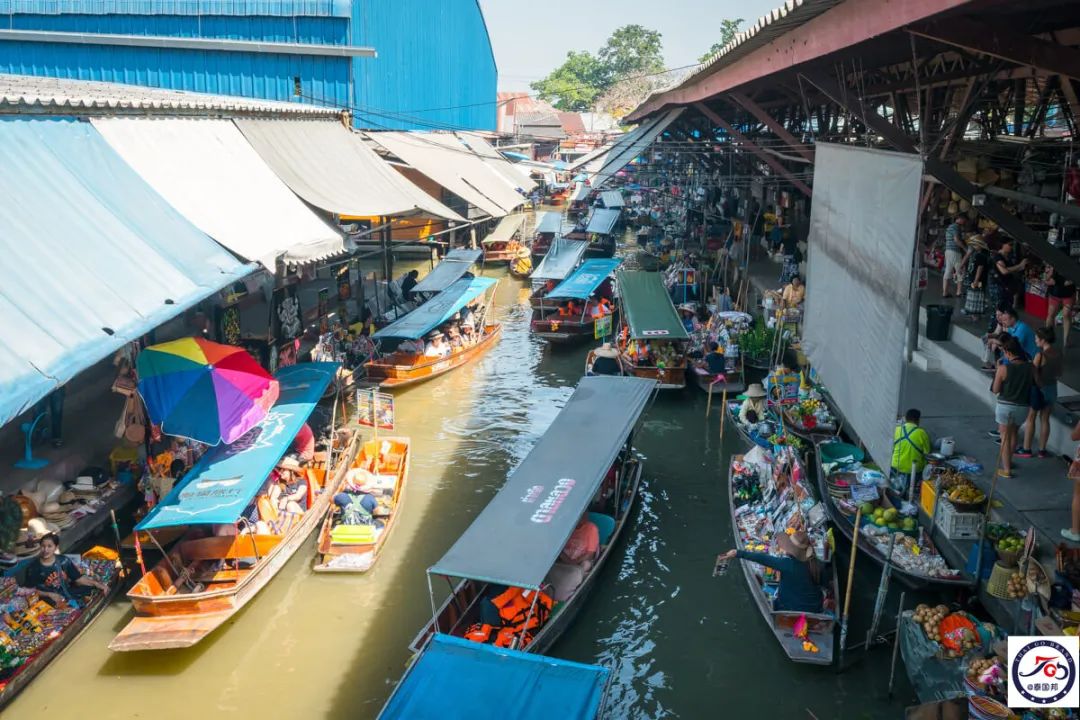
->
[546,259,622,300]
[373,276,496,340]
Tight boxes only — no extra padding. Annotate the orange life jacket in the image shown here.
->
[463,623,496,643]
[494,625,534,650]
[492,587,554,628]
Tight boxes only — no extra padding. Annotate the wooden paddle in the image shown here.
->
[838,505,863,672]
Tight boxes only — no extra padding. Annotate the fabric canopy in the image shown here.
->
[92,117,343,269]
[586,208,621,235]
[138,363,336,530]
[599,190,624,208]
[373,277,496,340]
[456,132,537,192]
[547,258,622,299]
[379,634,609,720]
[535,211,564,234]
[429,376,654,588]
[412,248,482,294]
[618,271,689,340]
[0,117,252,429]
[482,214,526,245]
[367,131,525,217]
[235,120,463,221]
[532,238,588,282]
[592,108,685,189]
[569,182,591,203]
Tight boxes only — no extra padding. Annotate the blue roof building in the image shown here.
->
[0,0,496,130]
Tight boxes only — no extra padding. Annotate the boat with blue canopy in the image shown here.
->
[366,276,500,388]
[528,237,589,308]
[531,210,574,260]
[583,207,621,258]
[109,363,360,652]
[411,376,654,655]
[530,258,620,343]
[411,248,482,295]
[380,634,610,719]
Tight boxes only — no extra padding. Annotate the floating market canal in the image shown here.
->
[7,247,917,720]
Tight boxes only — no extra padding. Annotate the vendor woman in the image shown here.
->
[25,533,106,607]
[738,383,768,425]
[717,530,823,613]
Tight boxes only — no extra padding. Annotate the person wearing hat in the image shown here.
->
[678,304,699,333]
[739,384,768,425]
[423,331,449,358]
[961,234,991,317]
[717,529,823,613]
[590,343,626,376]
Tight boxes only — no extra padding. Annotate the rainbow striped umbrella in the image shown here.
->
[136,337,280,446]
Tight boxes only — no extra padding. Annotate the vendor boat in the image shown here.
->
[0,553,121,709]
[528,238,588,309]
[313,436,410,573]
[366,277,501,389]
[725,400,781,452]
[780,404,839,444]
[727,447,838,665]
[410,376,655,655]
[688,360,746,396]
[109,364,361,652]
[508,254,532,280]
[813,440,968,589]
[481,215,528,265]
[530,258,621,343]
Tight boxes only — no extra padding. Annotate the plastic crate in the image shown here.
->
[937,499,983,540]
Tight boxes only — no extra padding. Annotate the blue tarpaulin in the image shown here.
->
[373,277,496,340]
[378,634,609,720]
[546,259,622,300]
[0,117,253,428]
[137,363,338,530]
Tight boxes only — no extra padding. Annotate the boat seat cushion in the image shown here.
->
[544,562,586,603]
[587,512,616,545]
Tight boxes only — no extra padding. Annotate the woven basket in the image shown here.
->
[986,562,1014,600]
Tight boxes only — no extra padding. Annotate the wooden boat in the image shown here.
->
[482,240,529,265]
[780,405,838,444]
[0,557,121,710]
[410,376,655,656]
[813,440,969,589]
[530,211,565,262]
[530,258,621,344]
[688,361,746,396]
[367,323,501,389]
[727,449,838,664]
[584,234,617,259]
[531,310,613,344]
[609,270,690,390]
[508,254,532,279]
[314,436,410,573]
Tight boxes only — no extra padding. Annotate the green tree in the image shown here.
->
[598,24,665,81]
[698,19,745,62]
[530,50,605,111]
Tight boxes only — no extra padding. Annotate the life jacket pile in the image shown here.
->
[462,586,554,650]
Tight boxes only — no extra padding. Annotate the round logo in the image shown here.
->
[1012,639,1076,705]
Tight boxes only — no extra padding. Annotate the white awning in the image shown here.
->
[599,190,624,208]
[532,238,588,281]
[456,132,537,192]
[482,214,527,245]
[586,208,621,235]
[367,131,526,218]
[92,117,343,268]
[535,211,564,234]
[235,119,463,222]
[592,108,685,189]
[569,182,591,203]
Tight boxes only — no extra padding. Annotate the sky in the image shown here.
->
[479,0,782,93]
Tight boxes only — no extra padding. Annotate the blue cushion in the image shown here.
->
[587,512,616,545]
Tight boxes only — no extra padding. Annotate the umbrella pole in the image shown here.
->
[838,506,863,672]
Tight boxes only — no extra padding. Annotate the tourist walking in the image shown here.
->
[987,239,1027,333]
[1045,266,1076,352]
[942,214,968,298]
[1018,327,1063,458]
[961,235,991,318]
[991,336,1034,478]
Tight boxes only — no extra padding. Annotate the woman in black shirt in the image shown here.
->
[25,534,106,607]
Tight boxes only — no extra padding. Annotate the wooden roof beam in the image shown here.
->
[727,91,815,162]
[908,19,1080,81]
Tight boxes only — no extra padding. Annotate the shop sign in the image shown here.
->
[357,388,395,430]
[594,315,613,339]
[767,371,800,405]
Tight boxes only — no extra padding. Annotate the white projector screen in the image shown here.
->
[802,143,923,468]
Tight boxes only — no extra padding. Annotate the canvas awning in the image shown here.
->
[235,120,463,221]
[92,118,344,269]
[373,277,497,340]
[592,108,685,189]
[618,271,690,340]
[586,208,621,235]
[456,132,537,192]
[599,190,624,208]
[532,238,588,282]
[137,363,336,530]
[569,182,591,203]
[481,214,526,245]
[0,117,253,429]
[411,248,482,294]
[367,132,525,217]
[429,376,654,588]
[546,258,622,300]
[379,634,609,720]
[535,211,564,234]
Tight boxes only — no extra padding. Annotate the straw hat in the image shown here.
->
[26,517,60,540]
[967,234,988,251]
[777,529,815,562]
[745,383,767,399]
[595,343,619,359]
[678,303,696,315]
[278,455,302,471]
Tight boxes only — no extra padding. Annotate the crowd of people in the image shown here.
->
[396,304,486,359]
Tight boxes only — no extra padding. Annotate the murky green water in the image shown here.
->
[7,241,920,719]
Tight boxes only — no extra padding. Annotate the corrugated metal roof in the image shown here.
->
[0,72,341,116]
[0,0,352,17]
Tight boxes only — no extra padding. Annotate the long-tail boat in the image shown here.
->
[600,270,690,389]
[583,207,620,258]
[410,376,655,655]
[481,215,528,264]
[109,363,360,651]
[366,277,501,389]
[409,248,482,298]
[530,211,568,262]
[530,258,621,343]
[527,237,588,309]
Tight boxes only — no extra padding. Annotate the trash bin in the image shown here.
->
[925,304,953,341]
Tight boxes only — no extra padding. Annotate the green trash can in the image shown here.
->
[926,304,953,341]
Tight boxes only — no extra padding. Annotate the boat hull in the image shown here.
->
[365,325,501,389]
[689,366,746,395]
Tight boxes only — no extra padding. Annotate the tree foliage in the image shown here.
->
[530,50,605,111]
[597,24,664,80]
[698,19,745,63]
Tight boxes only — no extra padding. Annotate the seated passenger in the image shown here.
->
[739,383,768,425]
[397,338,423,355]
[700,342,726,376]
[591,343,624,376]
[292,422,315,463]
[275,457,308,513]
[424,332,448,357]
[598,297,613,316]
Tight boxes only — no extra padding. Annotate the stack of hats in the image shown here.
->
[69,475,101,500]
[12,529,40,559]
[38,501,74,531]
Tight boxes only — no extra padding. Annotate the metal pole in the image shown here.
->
[865,531,898,650]
[887,591,907,699]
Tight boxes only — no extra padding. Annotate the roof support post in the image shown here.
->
[799,70,1080,287]
[908,20,1080,81]
[693,102,813,198]
[727,92,815,162]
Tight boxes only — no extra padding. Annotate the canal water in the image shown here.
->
[8,241,920,719]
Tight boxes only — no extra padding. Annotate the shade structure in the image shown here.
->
[0,117,252,429]
[618,271,690,340]
[373,277,497,340]
[456,131,537,191]
[599,190,624,208]
[429,376,654,589]
[367,131,525,217]
[91,117,344,269]
[235,119,463,221]
[411,248,482,294]
[592,108,685,189]
[569,182,591,203]
[547,259,622,300]
[532,238,588,282]
[137,363,337,530]
[535,211,564,234]
[379,634,609,720]
[586,208,621,235]
[568,141,615,172]
[137,338,280,446]
[481,214,526,245]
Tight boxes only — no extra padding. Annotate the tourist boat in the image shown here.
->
[409,248,482,298]
[813,439,968,589]
[585,270,688,389]
[109,363,361,651]
[567,182,591,218]
[596,190,624,211]
[530,258,621,343]
[366,276,501,389]
[313,436,410,573]
[583,207,620,258]
[527,237,588,309]
[0,555,121,709]
[410,376,655,655]
[530,211,567,261]
[481,215,528,265]
[727,447,838,665]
